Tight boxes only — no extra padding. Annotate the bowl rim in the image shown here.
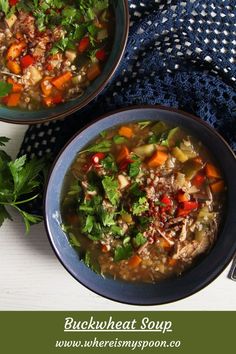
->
[44,105,236,306]
[0,0,130,125]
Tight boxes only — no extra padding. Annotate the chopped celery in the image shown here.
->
[152,121,169,135]
[182,160,202,179]
[166,127,183,147]
[133,144,156,158]
[172,147,189,163]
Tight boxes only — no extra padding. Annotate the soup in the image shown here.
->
[61,121,226,283]
[0,0,114,110]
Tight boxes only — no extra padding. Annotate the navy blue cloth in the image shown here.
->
[19,0,236,215]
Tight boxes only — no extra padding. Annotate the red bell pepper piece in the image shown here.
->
[192,172,206,187]
[52,94,63,104]
[78,37,90,53]
[91,152,105,164]
[119,157,133,171]
[181,201,199,210]
[96,49,107,61]
[9,0,18,5]
[160,194,172,213]
[177,200,199,217]
[20,55,35,69]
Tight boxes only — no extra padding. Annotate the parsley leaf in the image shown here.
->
[132,197,149,216]
[0,205,12,227]
[100,208,115,226]
[113,135,127,145]
[102,176,120,206]
[101,154,117,172]
[0,81,12,97]
[83,251,100,274]
[129,155,141,178]
[68,233,81,248]
[82,215,95,233]
[80,140,112,154]
[0,0,9,15]
[133,232,147,247]
[114,244,133,262]
[0,137,47,232]
[0,137,10,147]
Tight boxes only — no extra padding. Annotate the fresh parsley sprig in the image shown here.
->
[0,137,46,233]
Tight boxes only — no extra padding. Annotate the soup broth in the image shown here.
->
[61,121,226,283]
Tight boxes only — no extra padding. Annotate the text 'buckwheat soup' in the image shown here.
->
[61,121,226,283]
[0,0,114,109]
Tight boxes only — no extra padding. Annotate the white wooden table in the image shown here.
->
[0,121,235,310]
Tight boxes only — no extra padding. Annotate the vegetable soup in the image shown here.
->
[61,121,226,283]
[0,0,114,109]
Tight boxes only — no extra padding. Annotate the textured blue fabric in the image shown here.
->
[19,0,236,214]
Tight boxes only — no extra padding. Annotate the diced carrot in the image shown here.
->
[128,255,142,268]
[210,180,225,193]
[7,78,23,93]
[7,60,21,74]
[205,163,221,179]
[177,191,189,203]
[6,41,26,60]
[147,150,168,168]
[159,238,172,250]
[41,76,53,96]
[117,146,130,163]
[168,258,178,267]
[4,93,21,107]
[118,126,133,139]
[87,63,101,81]
[43,93,63,107]
[15,32,23,40]
[51,71,72,90]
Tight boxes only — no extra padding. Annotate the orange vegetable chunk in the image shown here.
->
[6,41,26,60]
[128,255,142,268]
[147,150,168,168]
[210,180,225,193]
[5,93,21,107]
[118,126,133,139]
[7,60,21,74]
[205,163,221,179]
[87,63,101,81]
[117,146,130,163]
[51,71,72,90]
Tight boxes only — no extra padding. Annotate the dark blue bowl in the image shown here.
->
[0,0,129,124]
[44,106,236,305]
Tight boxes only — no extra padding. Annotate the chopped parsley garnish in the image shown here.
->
[132,197,149,216]
[0,81,12,97]
[102,176,120,206]
[113,135,127,145]
[133,232,147,247]
[129,155,141,178]
[101,155,118,172]
[80,140,112,154]
[0,136,46,232]
[114,244,133,262]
